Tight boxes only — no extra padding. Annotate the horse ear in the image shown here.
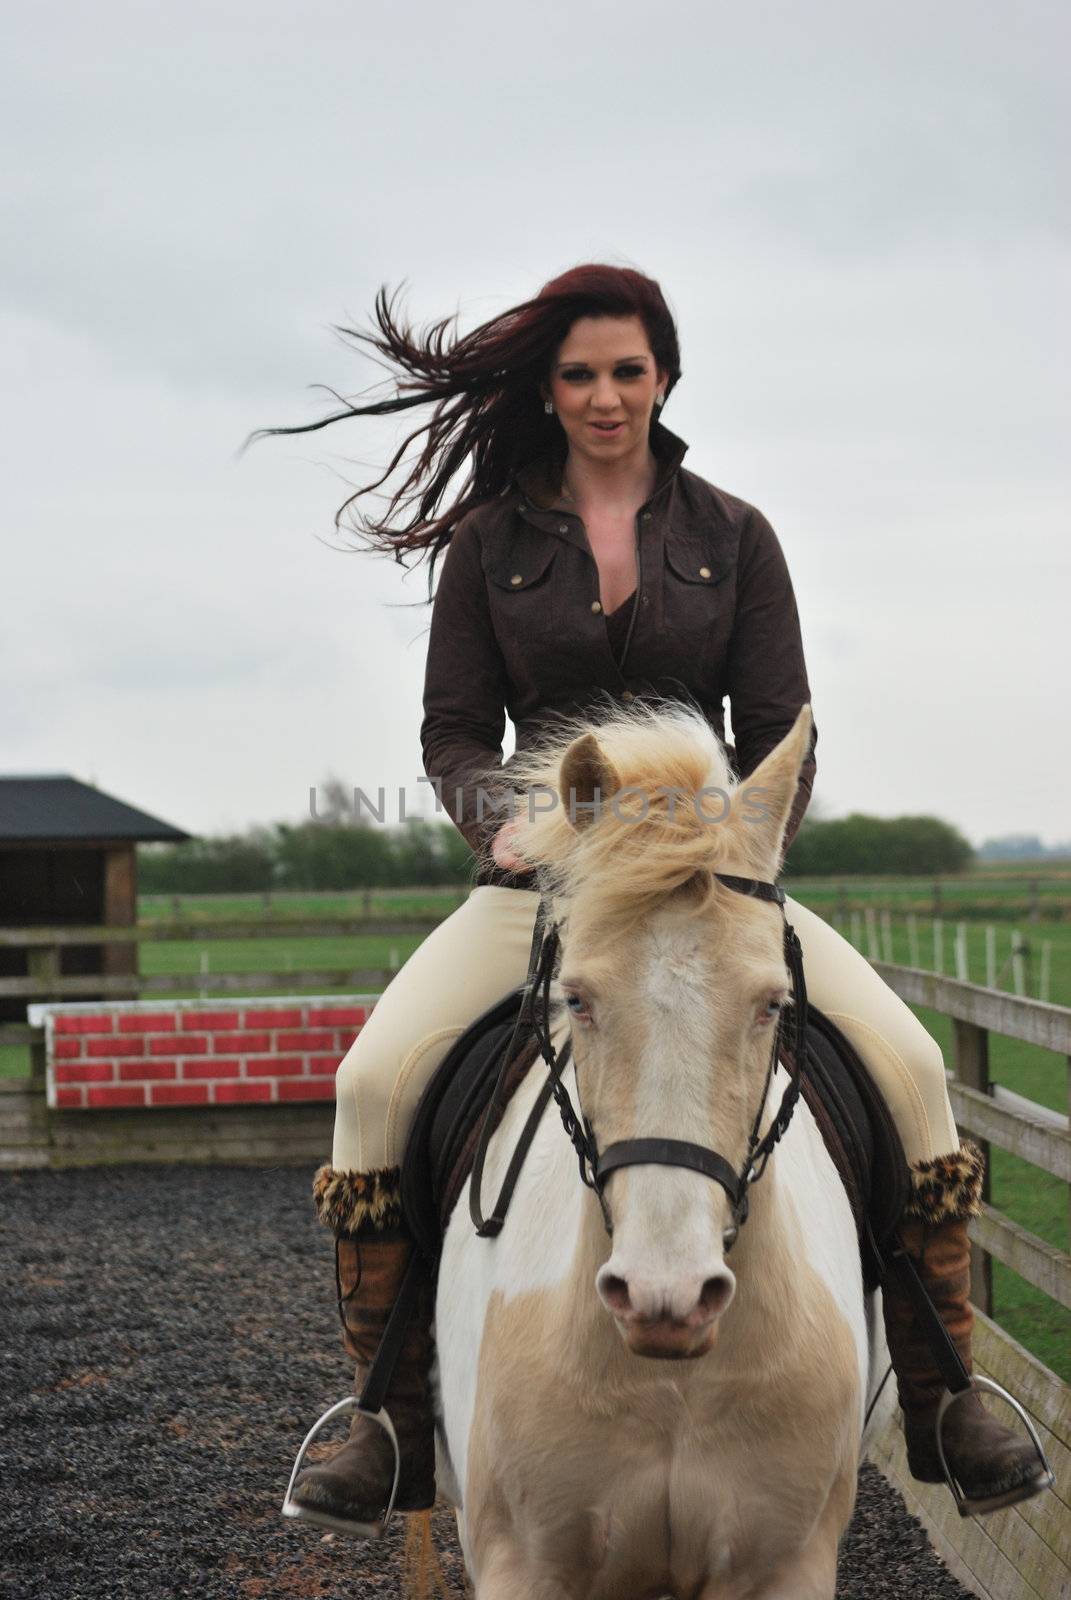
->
[730,705,814,873]
[559,732,620,833]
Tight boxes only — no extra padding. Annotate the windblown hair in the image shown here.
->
[486,701,741,934]
[243,263,682,587]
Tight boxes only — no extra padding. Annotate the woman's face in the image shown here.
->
[543,314,667,465]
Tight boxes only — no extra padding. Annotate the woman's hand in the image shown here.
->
[490,818,526,871]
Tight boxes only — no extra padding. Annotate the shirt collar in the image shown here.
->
[513,419,690,512]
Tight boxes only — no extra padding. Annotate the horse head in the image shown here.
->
[507,701,814,1361]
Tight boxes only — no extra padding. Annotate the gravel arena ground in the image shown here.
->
[0,1166,976,1600]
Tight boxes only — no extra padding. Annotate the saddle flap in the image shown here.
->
[400,988,535,1265]
[791,1002,909,1290]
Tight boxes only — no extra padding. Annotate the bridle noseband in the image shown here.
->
[472,871,808,1250]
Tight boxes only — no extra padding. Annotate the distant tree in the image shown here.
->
[307,774,358,825]
[785,813,973,876]
[138,831,277,894]
[976,834,1049,861]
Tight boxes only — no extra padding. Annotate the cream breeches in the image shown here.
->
[331,885,958,1174]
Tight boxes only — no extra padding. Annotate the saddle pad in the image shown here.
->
[401,990,907,1287]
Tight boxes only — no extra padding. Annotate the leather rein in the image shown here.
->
[470,872,809,1250]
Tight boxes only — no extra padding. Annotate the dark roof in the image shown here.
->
[0,776,191,844]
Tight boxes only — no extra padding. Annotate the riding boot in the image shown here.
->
[287,1165,436,1535]
[882,1140,1050,1514]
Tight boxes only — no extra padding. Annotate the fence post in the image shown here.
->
[954,922,969,982]
[27,943,61,990]
[933,918,944,975]
[29,1029,47,1094]
[907,912,919,969]
[865,907,880,961]
[952,1018,992,1315]
[985,924,996,989]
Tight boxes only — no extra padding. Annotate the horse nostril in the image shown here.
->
[597,1271,632,1315]
[699,1272,735,1317]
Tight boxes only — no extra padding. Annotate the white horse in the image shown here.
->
[432,703,892,1600]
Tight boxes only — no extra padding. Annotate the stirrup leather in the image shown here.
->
[934,1376,1056,1518]
[281,1397,401,1539]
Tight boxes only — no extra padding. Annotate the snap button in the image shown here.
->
[510,574,523,586]
[699,565,712,579]
[621,689,635,702]
[591,600,603,614]
[558,523,569,533]
[641,511,652,520]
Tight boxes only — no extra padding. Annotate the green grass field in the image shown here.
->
[5,878,1068,1378]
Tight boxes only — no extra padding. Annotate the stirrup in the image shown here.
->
[281,1396,402,1539]
[935,1376,1056,1518]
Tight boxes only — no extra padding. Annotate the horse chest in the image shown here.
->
[465,1384,841,1598]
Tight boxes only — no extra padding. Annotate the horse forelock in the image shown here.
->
[501,702,743,934]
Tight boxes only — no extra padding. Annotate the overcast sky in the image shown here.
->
[5,1,1068,850]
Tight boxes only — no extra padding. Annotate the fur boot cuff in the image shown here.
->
[903,1139,985,1224]
[312,1164,402,1234]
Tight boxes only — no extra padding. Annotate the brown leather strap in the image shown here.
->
[468,901,548,1236]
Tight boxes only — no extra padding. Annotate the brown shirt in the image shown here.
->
[419,420,817,887]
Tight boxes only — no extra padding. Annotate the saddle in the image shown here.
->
[401,989,908,1293]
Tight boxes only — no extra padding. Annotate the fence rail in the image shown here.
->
[0,916,442,1006]
[0,918,444,947]
[874,960,1071,1329]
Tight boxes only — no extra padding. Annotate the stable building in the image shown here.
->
[0,776,189,1022]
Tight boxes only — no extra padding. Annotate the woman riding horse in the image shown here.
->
[261,263,1047,1537]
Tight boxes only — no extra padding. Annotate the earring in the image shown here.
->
[655,394,665,409]
[544,400,554,414]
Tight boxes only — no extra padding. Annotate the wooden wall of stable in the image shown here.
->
[869,1313,1070,1599]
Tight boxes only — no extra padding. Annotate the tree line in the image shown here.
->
[139,805,974,894]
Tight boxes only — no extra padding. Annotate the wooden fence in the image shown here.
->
[1,918,1068,1596]
[866,962,1070,1598]
[835,906,1058,1001]
[0,915,445,1003]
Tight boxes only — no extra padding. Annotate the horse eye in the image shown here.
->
[564,992,591,1021]
[759,996,784,1024]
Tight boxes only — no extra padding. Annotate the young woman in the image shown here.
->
[259,264,1046,1536]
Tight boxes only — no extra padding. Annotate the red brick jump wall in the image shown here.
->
[35,997,372,1111]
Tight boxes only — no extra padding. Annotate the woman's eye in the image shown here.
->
[559,366,646,382]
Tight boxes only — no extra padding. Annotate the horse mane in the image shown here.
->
[484,700,742,933]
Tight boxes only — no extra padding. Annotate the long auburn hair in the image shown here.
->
[246,262,682,586]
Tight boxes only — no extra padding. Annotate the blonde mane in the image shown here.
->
[481,701,744,932]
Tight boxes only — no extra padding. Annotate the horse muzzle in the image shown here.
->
[597,1262,736,1359]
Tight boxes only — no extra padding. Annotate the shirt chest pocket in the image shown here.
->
[483,536,561,660]
[663,535,732,633]
[486,544,558,593]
